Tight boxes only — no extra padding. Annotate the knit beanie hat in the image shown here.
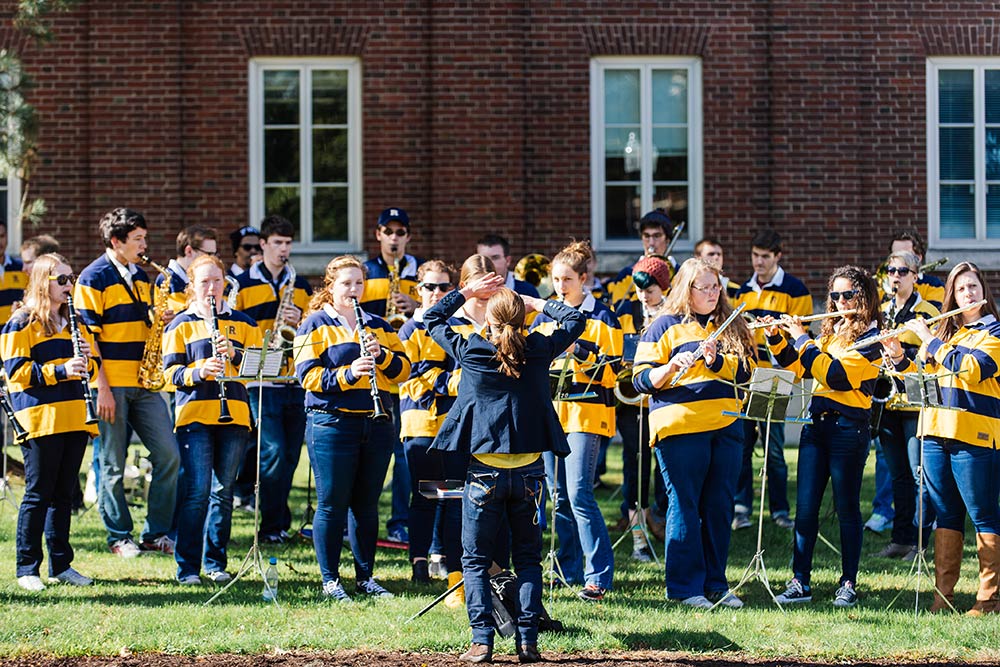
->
[632,256,673,291]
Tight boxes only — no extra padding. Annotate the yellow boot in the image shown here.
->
[967,532,1000,616]
[931,528,964,613]
[445,571,465,609]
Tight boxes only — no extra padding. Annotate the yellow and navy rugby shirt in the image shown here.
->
[294,304,410,414]
[0,255,27,326]
[769,323,882,422]
[154,259,190,314]
[73,252,153,388]
[892,314,1000,448]
[605,262,638,309]
[398,309,462,439]
[632,313,754,443]
[163,304,262,429]
[880,273,945,311]
[734,266,812,368]
[882,294,939,410]
[234,262,312,377]
[531,293,622,437]
[0,311,100,439]
[360,253,423,319]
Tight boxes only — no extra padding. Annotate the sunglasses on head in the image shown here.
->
[48,273,76,286]
[420,282,452,293]
[240,243,261,253]
[381,228,408,237]
[829,289,858,302]
[886,266,912,276]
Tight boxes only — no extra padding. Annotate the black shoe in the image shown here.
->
[459,643,493,664]
[411,560,430,583]
[518,644,542,663]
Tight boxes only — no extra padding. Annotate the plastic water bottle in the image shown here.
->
[263,557,278,601]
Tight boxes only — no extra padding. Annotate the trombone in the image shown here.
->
[745,309,858,330]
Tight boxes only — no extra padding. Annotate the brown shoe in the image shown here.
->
[459,643,493,663]
[518,644,542,663]
[967,532,1000,616]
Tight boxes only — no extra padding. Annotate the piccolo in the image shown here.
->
[848,299,988,351]
[670,302,747,386]
[746,309,857,330]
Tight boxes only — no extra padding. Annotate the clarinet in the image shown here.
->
[351,297,390,422]
[65,293,99,425]
[0,369,29,443]
[208,295,234,424]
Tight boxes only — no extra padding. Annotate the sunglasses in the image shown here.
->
[886,266,912,276]
[48,273,76,286]
[240,243,261,253]
[829,289,858,302]
[380,228,409,237]
[195,247,218,257]
[420,282,452,293]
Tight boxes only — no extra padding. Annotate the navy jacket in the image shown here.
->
[426,290,585,457]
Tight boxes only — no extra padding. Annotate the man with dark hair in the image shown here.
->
[74,208,181,558]
[732,229,811,531]
[887,228,944,310]
[476,233,540,298]
[0,221,27,327]
[156,224,218,313]
[228,225,261,278]
[234,215,312,543]
[605,208,677,310]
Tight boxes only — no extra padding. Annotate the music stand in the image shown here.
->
[611,393,658,564]
[206,333,285,605]
[719,367,808,611]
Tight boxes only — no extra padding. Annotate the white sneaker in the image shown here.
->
[83,468,97,505]
[109,538,143,559]
[53,567,93,586]
[322,578,352,601]
[708,590,744,608]
[864,513,893,534]
[206,571,232,584]
[680,595,713,609]
[356,577,394,598]
[17,575,45,592]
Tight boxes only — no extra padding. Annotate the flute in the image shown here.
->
[847,299,988,351]
[746,309,857,330]
[670,303,747,386]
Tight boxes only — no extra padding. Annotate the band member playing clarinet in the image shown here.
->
[2,254,99,590]
[294,256,410,601]
[768,266,882,608]
[163,255,262,585]
[887,262,1000,615]
[632,257,757,609]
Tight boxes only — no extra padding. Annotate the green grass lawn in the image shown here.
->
[0,440,997,659]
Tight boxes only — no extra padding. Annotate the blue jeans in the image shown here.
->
[173,423,249,579]
[793,414,870,586]
[16,432,88,577]
[97,387,180,545]
[735,419,789,516]
[463,459,546,647]
[922,437,1000,535]
[249,385,306,537]
[387,395,409,536]
[404,436,466,567]
[654,421,742,600]
[543,432,613,589]
[307,410,394,583]
[878,411,930,546]
[871,437,896,521]
[617,404,666,519]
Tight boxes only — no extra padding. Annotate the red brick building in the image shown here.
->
[2,1,997,291]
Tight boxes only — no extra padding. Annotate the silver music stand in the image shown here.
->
[719,367,808,611]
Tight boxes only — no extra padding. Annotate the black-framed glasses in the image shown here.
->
[240,243,261,253]
[48,273,76,286]
[886,266,912,276]
[420,282,452,293]
[829,289,859,302]
[381,228,409,237]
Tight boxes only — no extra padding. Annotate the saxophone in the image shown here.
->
[271,258,298,354]
[384,255,407,330]
[138,255,172,391]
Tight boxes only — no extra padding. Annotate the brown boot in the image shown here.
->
[967,532,1000,616]
[930,528,964,613]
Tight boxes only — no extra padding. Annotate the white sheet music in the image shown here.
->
[239,347,284,379]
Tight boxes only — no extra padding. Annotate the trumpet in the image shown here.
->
[351,297,390,422]
[745,309,858,330]
[847,299,988,352]
[208,295,234,424]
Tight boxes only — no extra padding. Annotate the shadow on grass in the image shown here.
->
[619,629,740,652]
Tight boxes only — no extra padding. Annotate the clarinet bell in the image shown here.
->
[218,394,234,423]
[370,396,391,423]
[9,414,29,443]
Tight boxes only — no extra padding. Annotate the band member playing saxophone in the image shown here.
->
[2,254,99,591]
[604,208,676,310]
[163,255,262,585]
[295,256,411,601]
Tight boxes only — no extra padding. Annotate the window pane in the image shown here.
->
[652,69,687,124]
[605,185,641,240]
[988,187,1000,239]
[264,129,300,183]
[604,70,640,125]
[313,186,349,242]
[653,184,688,236]
[313,129,347,183]
[652,127,688,181]
[939,127,974,180]
[987,71,1000,124]
[264,186,301,238]
[605,128,641,180]
[939,184,975,239]
[264,70,299,125]
[312,70,348,126]
[0,189,6,227]
[939,70,973,124]
[988,128,1000,180]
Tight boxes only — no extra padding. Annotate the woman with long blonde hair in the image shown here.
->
[632,256,756,609]
[1,254,99,591]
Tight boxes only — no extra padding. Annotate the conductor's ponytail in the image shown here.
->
[486,288,526,378]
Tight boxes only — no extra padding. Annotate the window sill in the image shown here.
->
[926,248,1000,271]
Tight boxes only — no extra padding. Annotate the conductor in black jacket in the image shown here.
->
[425,273,585,665]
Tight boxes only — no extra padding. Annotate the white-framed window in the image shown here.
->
[927,57,1000,250]
[1,175,22,253]
[249,58,363,251]
[590,56,702,253]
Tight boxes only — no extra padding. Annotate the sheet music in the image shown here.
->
[239,346,284,379]
[743,367,797,421]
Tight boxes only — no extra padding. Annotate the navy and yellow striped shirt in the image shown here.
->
[163,304,262,429]
[532,294,622,437]
[398,310,462,439]
[0,310,100,439]
[234,262,312,377]
[0,256,27,326]
[154,259,190,314]
[360,254,423,319]
[882,293,939,411]
[295,304,411,414]
[734,266,812,368]
[73,253,153,388]
[633,313,754,443]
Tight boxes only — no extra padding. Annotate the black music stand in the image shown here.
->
[206,333,285,605]
[720,367,807,610]
[611,393,658,564]
[406,480,465,622]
